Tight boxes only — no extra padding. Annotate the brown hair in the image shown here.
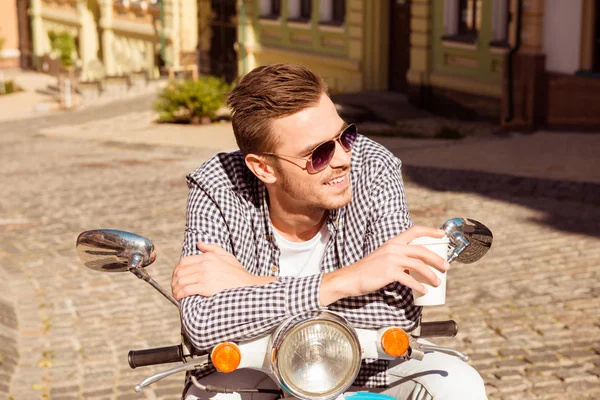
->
[227,64,328,155]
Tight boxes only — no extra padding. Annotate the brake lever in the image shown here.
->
[410,341,470,362]
[134,354,209,392]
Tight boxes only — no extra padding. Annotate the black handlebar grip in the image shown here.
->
[419,320,459,338]
[128,345,184,369]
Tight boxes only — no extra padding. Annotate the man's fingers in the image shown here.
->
[402,244,449,273]
[396,226,446,245]
[173,283,207,301]
[173,271,203,288]
[197,241,228,254]
[174,254,205,271]
[395,257,441,287]
[395,273,428,296]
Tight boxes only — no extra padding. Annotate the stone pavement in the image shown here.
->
[36,107,600,185]
[0,69,59,121]
[1,94,599,400]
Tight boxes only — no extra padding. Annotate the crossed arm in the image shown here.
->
[172,168,447,352]
[172,227,446,306]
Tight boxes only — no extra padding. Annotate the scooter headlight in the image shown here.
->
[272,312,361,400]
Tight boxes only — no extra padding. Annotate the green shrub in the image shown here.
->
[154,77,231,124]
[48,31,76,67]
[0,80,21,96]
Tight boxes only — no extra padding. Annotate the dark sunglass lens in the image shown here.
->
[340,125,357,151]
[311,140,336,172]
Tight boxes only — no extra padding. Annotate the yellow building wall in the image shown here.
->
[238,0,389,93]
[111,5,163,77]
[254,45,363,93]
[32,0,197,79]
[197,0,211,72]
[0,0,21,67]
[407,0,505,99]
[35,0,80,57]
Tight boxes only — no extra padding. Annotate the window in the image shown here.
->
[319,0,345,25]
[260,0,281,18]
[288,0,311,21]
[458,0,479,39]
[332,0,345,23]
[491,0,510,46]
[300,0,311,19]
[443,0,481,43]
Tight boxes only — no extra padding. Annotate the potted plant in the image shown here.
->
[48,31,76,72]
[49,31,78,107]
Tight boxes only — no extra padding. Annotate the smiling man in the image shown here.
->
[171,64,487,399]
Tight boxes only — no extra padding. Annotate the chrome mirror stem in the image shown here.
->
[446,232,470,263]
[147,276,181,310]
[441,218,493,264]
[128,253,181,310]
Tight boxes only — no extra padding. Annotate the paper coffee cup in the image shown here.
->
[409,236,450,306]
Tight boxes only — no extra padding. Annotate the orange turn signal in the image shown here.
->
[211,342,241,373]
[381,328,410,357]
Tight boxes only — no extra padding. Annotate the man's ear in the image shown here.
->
[245,153,277,184]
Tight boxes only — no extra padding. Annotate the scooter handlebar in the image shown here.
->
[419,320,458,338]
[128,345,184,369]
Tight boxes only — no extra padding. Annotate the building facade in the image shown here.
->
[30,0,197,79]
[0,0,22,68]
[407,0,510,121]
[229,0,401,93]
[508,0,600,129]
[409,0,600,129]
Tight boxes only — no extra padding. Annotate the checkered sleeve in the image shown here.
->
[180,179,231,257]
[179,181,323,351]
[328,156,421,331]
[364,157,413,252]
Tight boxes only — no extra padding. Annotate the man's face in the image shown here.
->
[268,93,352,211]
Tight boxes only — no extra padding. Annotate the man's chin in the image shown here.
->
[323,188,352,211]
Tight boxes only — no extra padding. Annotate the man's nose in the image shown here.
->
[328,140,351,169]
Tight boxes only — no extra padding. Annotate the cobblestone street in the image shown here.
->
[1,96,599,399]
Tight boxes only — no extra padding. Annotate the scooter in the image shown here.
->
[75,218,493,400]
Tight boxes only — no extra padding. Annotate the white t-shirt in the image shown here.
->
[272,223,330,278]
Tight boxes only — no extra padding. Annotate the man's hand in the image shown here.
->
[320,226,449,306]
[171,242,275,301]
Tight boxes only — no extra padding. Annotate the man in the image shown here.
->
[171,64,487,399]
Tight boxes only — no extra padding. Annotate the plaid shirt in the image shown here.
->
[180,135,420,389]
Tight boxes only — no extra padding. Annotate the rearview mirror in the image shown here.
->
[441,218,493,264]
[75,229,179,309]
[76,229,156,272]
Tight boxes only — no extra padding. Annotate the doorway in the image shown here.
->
[16,0,33,69]
[388,0,411,92]
[208,0,237,82]
[593,0,600,72]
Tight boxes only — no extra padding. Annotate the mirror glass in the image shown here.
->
[442,218,493,264]
[76,229,155,272]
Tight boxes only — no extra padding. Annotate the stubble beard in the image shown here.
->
[279,167,353,212]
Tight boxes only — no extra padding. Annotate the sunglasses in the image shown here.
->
[263,124,358,173]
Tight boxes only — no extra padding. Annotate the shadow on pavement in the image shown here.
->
[403,165,600,238]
